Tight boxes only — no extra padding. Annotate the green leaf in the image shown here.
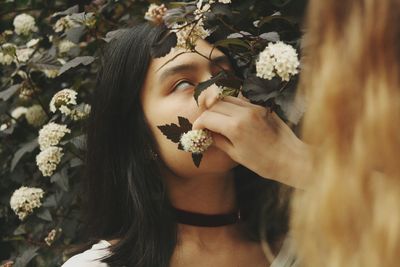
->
[13,224,27,235]
[58,56,95,75]
[42,194,58,208]
[36,208,52,222]
[11,138,39,171]
[65,26,86,43]
[50,168,69,192]
[30,53,61,70]
[0,84,21,101]
[194,71,226,104]
[13,246,39,267]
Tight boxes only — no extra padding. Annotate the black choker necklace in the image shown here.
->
[173,207,241,227]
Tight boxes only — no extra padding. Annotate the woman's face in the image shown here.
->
[140,39,238,178]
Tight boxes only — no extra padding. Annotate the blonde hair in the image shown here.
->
[291,0,400,266]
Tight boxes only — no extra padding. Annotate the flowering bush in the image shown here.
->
[0,0,305,265]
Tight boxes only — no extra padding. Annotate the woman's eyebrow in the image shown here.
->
[157,55,231,81]
[158,64,199,81]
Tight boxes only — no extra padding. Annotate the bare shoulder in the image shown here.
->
[61,240,111,267]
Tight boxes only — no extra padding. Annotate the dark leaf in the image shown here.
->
[157,123,184,143]
[242,75,281,104]
[50,168,69,192]
[42,194,57,208]
[58,56,95,75]
[51,5,79,18]
[259,31,280,42]
[274,76,305,124]
[192,153,203,168]
[36,208,52,222]
[0,84,21,101]
[13,246,39,267]
[214,38,251,50]
[30,53,61,70]
[102,29,127,43]
[11,138,39,171]
[13,224,27,235]
[65,26,86,43]
[270,0,293,7]
[151,31,177,58]
[211,3,233,19]
[178,116,192,133]
[158,116,193,144]
[194,71,226,104]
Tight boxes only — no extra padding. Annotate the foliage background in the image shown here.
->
[0,0,306,266]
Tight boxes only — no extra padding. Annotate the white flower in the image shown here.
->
[36,146,64,177]
[58,40,76,54]
[25,104,47,127]
[38,122,71,150]
[44,228,62,246]
[49,88,78,115]
[16,48,35,62]
[10,186,44,220]
[43,69,59,78]
[13,13,38,35]
[53,15,79,33]
[171,20,211,50]
[11,106,28,120]
[144,4,167,24]
[0,52,14,65]
[70,103,91,121]
[26,38,40,48]
[0,123,8,131]
[0,43,16,65]
[180,129,213,154]
[256,41,299,81]
[218,0,231,3]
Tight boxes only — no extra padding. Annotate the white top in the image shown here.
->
[61,237,298,267]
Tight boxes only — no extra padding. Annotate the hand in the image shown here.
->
[193,89,311,189]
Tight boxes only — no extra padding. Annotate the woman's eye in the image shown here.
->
[174,81,194,92]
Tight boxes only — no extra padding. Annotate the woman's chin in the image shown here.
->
[198,146,239,172]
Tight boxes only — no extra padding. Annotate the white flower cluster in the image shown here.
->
[11,106,28,120]
[145,4,168,24]
[36,146,64,177]
[0,43,16,66]
[38,122,71,150]
[256,41,300,81]
[10,186,44,220]
[53,15,79,33]
[49,88,78,115]
[70,103,91,121]
[58,40,77,54]
[171,21,211,50]
[16,47,35,62]
[43,69,59,78]
[44,228,62,246]
[25,104,47,127]
[180,129,213,154]
[13,13,38,35]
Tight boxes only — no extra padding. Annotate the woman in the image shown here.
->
[61,23,303,267]
[290,0,400,266]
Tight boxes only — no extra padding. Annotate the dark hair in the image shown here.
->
[80,23,291,267]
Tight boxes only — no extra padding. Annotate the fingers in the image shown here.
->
[210,132,235,156]
[192,110,230,132]
[197,86,220,112]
